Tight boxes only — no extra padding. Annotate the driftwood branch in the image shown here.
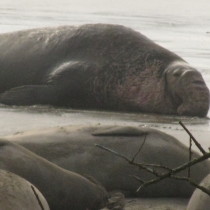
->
[179,121,207,155]
[135,152,210,193]
[95,143,163,176]
[170,176,210,195]
[96,143,210,194]
[96,121,210,195]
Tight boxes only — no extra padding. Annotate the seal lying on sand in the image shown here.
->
[7,125,210,197]
[0,169,50,210]
[0,24,209,116]
[0,139,108,210]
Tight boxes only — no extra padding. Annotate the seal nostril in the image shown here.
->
[173,72,180,77]
[192,80,204,85]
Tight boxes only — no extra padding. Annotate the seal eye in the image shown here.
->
[173,69,182,77]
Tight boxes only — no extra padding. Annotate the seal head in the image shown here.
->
[165,62,210,117]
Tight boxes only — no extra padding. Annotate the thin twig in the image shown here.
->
[96,122,210,196]
[96,143,210,184]
[95,144,131,163]
[95,144,168,177]
[179,121,207,155]
[136,152,210,192]
[131,134,147,162]
[170,175,210,195]
[135,163,172,171]
[130,175,145,184]
[188,137,192,177]
[96,143,210,194]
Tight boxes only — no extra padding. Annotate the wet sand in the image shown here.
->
[124,198,188,210]
[1,106,209,154]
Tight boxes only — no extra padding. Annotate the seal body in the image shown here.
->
[0,139,108,210]
[7,125,210,197]
[0,169,50,210]
[0,24,209,116]
[186,174,210,210]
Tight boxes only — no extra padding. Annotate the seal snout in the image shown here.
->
[180,70,208,91]
[166,62,210,117]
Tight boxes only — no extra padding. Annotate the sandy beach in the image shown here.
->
[0,0,209,209]
[125,198,188,210]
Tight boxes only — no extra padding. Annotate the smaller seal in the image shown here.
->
[7,125,210,197]
[0,169,50,210]
[186,174,210,210]
[0,139,108,210]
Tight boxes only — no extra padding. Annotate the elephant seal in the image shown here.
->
[0,24,209,116]
[0,169,50,210]
[186,174,210,210]
[0,139,108,210]
[7,125,210,197]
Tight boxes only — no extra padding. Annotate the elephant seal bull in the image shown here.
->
[0,24,209,116]
[0,139,108,210]
[0,169,50,210]
[7,125,210,197]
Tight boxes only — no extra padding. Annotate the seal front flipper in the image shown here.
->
[0,85,57,105]
[46,60,98,108]
[0,61,98,107]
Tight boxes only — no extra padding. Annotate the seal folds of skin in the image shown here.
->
[0,24,209,116]
[0,139,108,210]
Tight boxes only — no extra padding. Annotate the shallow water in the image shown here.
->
[0,0,210,151]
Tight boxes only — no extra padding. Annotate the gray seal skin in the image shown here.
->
[0,24,209,116]
[0,139,108,210]
[7,125,210,197]
[186,174,210,210]
[0,169,50,210]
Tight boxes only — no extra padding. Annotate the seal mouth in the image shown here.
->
[191,80,206,86]
[177,105,209,117]
[170,91,183,109]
